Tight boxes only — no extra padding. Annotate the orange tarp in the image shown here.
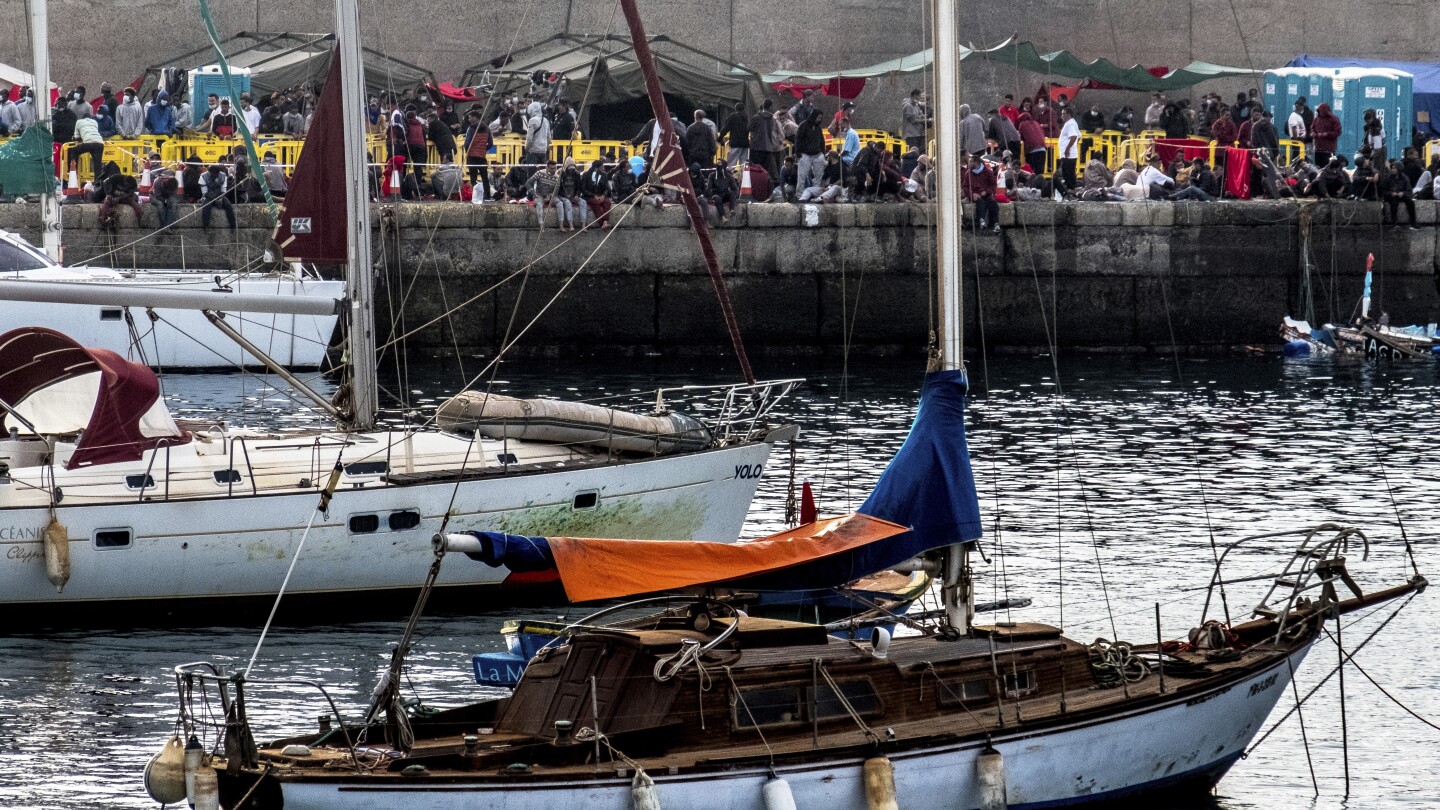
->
[547,513,909,603]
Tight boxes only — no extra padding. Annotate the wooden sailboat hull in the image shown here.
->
[264,646,1308,810]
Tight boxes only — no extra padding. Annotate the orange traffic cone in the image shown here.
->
[64,163,81,197]
[138,167,153,195]
[389,167,402,200]
[739,164,753,202]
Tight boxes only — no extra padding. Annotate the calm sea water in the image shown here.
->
[1,352,1437,809]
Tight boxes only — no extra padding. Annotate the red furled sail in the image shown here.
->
[272,46,348,263]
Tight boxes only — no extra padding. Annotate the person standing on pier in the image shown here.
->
[1310,103,1341,168]
[901,89,929,151]
[1057,107,1080,192]
[719,104,750,168]
[748,100,784,184]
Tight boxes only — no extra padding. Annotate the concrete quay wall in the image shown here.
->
[3,200,1437,357]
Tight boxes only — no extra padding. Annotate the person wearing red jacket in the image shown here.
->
[1017,112,1048,174]
[1310,103,1342,167]
[999,94,1021,126]
[961,153,1000,232]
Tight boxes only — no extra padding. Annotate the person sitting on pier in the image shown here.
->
[1139,155,1176,200]
[1351,155,1380,201]
[1077,156,1113,201]
[150,162,181,229]
[555,157,585,231]
[430,156,463,201]
[526,159,561,231]
[1382,159,1418,229]
[707,160,740,222]
[199,164,236,231]
[1169,158,1217,202]
[961,152,1000,231]
[581,159,613,228]
[97,161,143,233]
[1305,158,1352,199]
[1412,157,1440,201]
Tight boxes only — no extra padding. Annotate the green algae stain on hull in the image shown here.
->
[494,495,708,540]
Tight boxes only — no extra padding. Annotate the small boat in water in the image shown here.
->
[1282,255,1439,359]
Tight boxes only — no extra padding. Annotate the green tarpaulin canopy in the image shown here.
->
[0,127,56,196]
[761,36,1257,92]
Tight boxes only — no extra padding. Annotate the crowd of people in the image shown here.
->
[5,75,1438,233]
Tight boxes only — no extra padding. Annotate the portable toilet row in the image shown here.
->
[1262,67,1412,161]
[187,65,252,125]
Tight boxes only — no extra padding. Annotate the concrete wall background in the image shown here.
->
[6,0,1438,127]
[5,200,1436,358]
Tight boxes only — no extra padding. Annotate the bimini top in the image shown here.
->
[0,326,188,469]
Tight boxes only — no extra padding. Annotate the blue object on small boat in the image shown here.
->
[471,652,529,688]
[1283,340,1312,357]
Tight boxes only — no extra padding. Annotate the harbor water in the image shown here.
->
[1,352,1437,809]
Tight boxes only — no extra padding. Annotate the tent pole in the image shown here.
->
[617,0,755,385]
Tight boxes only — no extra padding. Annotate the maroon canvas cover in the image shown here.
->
[273,47,348,264]
[0,326,188,469]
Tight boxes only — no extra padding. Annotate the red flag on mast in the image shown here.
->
[272,46,348,264]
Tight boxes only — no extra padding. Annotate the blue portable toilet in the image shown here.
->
[1357,69,1413,157]
[1327,68,1413,161]
[187,65,252,125]
[1263,68,1333,139]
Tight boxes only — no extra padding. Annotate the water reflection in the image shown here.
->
[0,353,1435,808]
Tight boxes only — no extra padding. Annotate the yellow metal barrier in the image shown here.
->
[1424,139,1438,165]
[1277,139,1306,165]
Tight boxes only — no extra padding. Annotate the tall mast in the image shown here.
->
[334,0,378,429]
[933,0,973,635]
[616,0,755,385]
[29,0,62,262]
[933,0,963,371]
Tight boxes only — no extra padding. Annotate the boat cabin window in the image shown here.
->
[94,528,132,550]
[1003,669,1037,698]
[213,469,243,485]
[0,239,49,272]
[937,677,992,706]
[388,510,421,531]
[810,679,882,720]
[344,461,388,477]
[496,452,518,466]
[349,514,380,534]
[733,680,882,729]
[572,491,599,510]
[100,308,124,321]
[733,686,804,729]
[125,474,155,490]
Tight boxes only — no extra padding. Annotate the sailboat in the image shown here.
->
[2,0,344,370]
[0,1,794,625]
[141,1,1427,806]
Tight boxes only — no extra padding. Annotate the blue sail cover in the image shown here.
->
[742,367,983,590]
[461,368,982,595]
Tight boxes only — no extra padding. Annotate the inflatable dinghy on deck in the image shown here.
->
[436,392,712,455]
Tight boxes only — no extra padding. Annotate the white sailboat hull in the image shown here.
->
[274,648,1308,810]
[0,439,772,613]
[0,275,343,369]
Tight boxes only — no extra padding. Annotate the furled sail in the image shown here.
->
[272,46,347,263]
[456,514,910,603]
[453,368,983,601]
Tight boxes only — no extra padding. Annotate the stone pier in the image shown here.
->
[3,200,1437,357]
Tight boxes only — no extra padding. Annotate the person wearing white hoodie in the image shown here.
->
[0,95,20,135]
[115,88,145,138]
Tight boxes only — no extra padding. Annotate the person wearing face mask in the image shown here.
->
[97,83,117,117]
[0,94,20,136]
[51,95,78,144]
[1080,103,1106,134]
[67,86,90,118]
[201,98,237,138]
[145,90,177,137]
[202,93,220,122]
[1032,94,1055,137]
[115,89,144,137]
[366,97,384,137]
[14,88,37,133]
[961,153,1000,232]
